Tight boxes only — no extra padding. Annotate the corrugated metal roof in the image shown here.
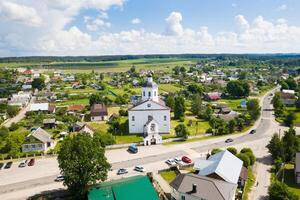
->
[194,150,243,184]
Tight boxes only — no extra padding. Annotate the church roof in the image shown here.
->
[142,81,158,88]
[128,99,170,111]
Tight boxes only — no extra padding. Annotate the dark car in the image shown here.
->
[4,162,13,169]
[0,162,4,170]
[225,138,234,143]
[28,158,35,166]
[249,129,256,134]
[182,156,192,163]
[117,168,128,175]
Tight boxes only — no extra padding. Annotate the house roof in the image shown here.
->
[88,175,159,200]
[30,103,49,111]
[170,173,236,200]
[27,127,53,143]
[68,104,85,112]
[128,99,170,111]
[91,104,108,116]
[43,119,56,124]
[194,150,243,184]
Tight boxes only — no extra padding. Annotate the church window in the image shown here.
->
[164,115,167,121]
[132,116,135,121]
[148,91,151,97]
[147,103,151,107]
[143,91,145,96]
[148,115,153,120]
[150,124,155,131]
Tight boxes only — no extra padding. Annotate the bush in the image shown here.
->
[175,124,189,139]
[268,181,298,200]
[227,147,237,155]
[211,148,222,155]
[237,153,250,167]
[240,148,253,154]
[245,152,256,165]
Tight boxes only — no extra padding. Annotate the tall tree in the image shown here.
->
[175,124,189,139]
[268,181,298,200]
[174,96,185,119]
[247,99,261,120]
[191,94,202,116]
[32,77,45,90]
[266,133,284,160]
[165,95,175,111]
[226,80,250,97]
[58,134,110,199]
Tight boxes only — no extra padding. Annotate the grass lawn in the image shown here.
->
[55,98,89,106]
[159,84,182,93]
[170,116,210,136]
[217,98,247,112]
[242,167,256,200]
[115,135,143,144]
[160,170,178,183]
[282,164,300,197]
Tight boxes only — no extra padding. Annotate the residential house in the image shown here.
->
[43,119,56,129]
[23,69,33,76]
[194,150,243,185]
[88,175,160,200]
[73,122,85,132]
[205,92,222,101]
[22,127,54,152]
[158,76,172,84]
[68,104,85,113]
[280,90,296,106]
[90,104,108,121]
[79,124,95,136]
[295,152,300,184]
[29,103,56,113]
[170,173,237,200]
[8,92,31,107]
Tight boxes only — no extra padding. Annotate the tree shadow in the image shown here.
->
[27,188,70,200]
[256,155,272,166]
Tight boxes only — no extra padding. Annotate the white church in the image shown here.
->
[128,76,171,145]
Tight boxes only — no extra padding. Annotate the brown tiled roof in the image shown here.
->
[68,104,85,112]
[239,166,248,181]
[91,104,108,116]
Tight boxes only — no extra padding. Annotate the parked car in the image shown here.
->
[134,165,145,172]
[0,162,4,170]
[4,162,13,169]
[19,161,27,168]
[174,157,184,165]
[181,156,192,163]
[225,138,234,143]
[117,168,128,175]
[28,158,35,166]
[249,129,256,134]
[55,175,64,182]
[166,159,176,166]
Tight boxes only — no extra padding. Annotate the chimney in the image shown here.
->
[192,184,197,193]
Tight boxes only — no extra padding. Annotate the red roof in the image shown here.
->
[68,104,85,112]
[23,69,33,75]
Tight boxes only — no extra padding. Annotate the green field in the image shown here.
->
[217,98,247,112]
[0,58,196,73]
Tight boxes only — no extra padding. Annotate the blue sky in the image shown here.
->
[0,0,300,56]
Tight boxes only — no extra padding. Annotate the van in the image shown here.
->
[128,144,138,153]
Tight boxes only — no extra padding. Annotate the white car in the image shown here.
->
[166,159,176,166]
[174,157,184,165]
[18,160,27,168]
[55,175,64,182]
[134,165,145,172]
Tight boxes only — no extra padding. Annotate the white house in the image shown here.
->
[22,127,55,152]
[128,76,170,145]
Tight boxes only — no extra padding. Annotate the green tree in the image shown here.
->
[6,106,19,118]
[191,94,202,116]
[284,112,296,127]
[58,134,110,199]
[174,96,185,120]
[247,99,261,120]
[226,80,250,97]
[227,147,237,155]
[165,95,175,111]
[175,124,189,139]
[266,133,284,160]
[237,153,250,167]
[268,181,298,200]
[274,158,283,173]
[32,77,45,90]
[282,127,300,162]
[228,119,236,133]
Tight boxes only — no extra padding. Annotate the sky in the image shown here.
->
[0,0,300,56]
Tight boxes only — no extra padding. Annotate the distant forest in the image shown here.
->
[1,54,300,67]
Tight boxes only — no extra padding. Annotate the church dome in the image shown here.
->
[142,76,158,88]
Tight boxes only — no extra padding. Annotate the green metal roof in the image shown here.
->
[88,175,160,200]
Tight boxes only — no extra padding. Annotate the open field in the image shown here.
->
[0,58,197,73]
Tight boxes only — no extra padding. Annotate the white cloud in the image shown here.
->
[165,12,184,36]
[0,1,42,27]
[277,4,287,11]
[235,15,249,30]
[131,18,141,24]
[84,16,111,31]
